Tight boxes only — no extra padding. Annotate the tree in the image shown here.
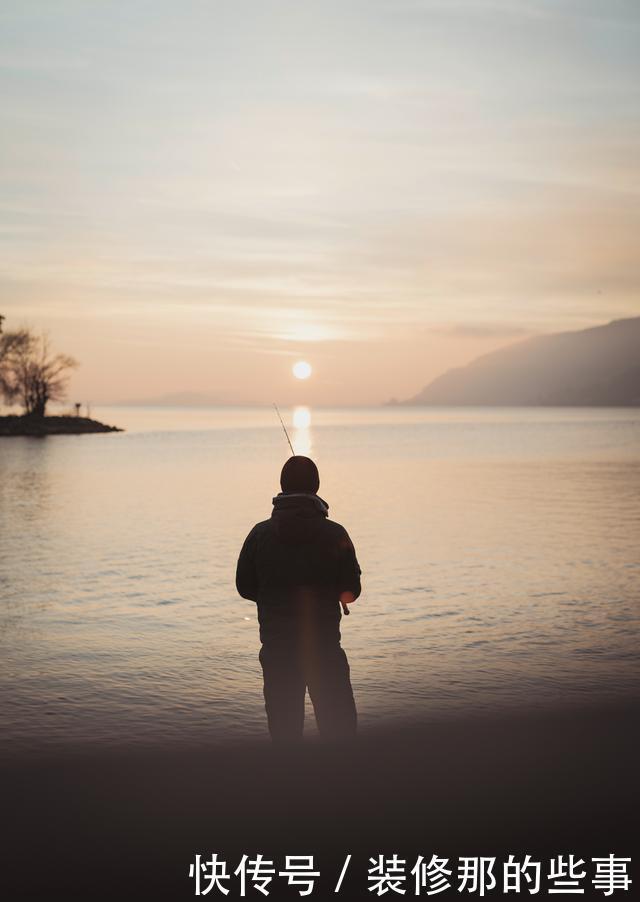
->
[13,334,78,417]
[0,322,32,406]
[0,319,78,417]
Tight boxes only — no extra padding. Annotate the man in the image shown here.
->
[236,455,361,743]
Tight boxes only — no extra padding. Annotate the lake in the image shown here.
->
[1,405,639,753]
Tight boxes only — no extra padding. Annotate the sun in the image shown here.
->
[292,360,312,380]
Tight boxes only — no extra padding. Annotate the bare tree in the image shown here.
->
[0,321,33,406]
[7,332,78,417]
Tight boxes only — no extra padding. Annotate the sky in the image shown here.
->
[1,0,639,406]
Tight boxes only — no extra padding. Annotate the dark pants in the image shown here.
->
[259,641,357,743]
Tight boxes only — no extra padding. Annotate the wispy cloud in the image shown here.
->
[0,51,89,72]
[1,0,639,402]
[429,323,537,338]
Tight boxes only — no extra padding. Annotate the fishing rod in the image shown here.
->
[272,403,350,617]
[273,403,295,456]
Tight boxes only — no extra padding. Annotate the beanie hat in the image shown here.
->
[280,455,320,494]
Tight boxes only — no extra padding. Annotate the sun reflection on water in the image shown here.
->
[292,406,312,454]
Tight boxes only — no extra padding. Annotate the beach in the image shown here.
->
[2,699,636,899]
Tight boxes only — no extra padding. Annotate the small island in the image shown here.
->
[0,314,123,436]
[0,414,122,437]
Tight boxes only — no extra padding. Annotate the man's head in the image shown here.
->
[280,455,320,495]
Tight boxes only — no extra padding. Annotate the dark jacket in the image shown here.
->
[236,493,362,645]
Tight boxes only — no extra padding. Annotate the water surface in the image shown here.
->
[1,406,638,752]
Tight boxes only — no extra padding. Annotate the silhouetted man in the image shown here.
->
[236,456,361,743]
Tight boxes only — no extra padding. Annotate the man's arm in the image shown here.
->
[337,528,362,605]
[236,527,259,601]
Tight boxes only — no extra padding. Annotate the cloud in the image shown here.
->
[428,323,538,338]
[1,0,639,402]
[0,51,89,72]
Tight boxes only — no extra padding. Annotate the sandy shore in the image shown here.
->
[2,700,637,900]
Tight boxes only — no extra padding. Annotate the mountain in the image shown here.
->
[403,317,640,406]
[114,391,228,407]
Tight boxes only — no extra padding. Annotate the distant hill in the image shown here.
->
[403,317,640,406]
[115,391,228,407]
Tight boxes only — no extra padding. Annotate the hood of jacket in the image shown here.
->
[270,492,329,544]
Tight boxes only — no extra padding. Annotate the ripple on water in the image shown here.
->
[1,409,640,747]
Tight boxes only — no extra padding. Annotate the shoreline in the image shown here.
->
[0,414,123,436]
